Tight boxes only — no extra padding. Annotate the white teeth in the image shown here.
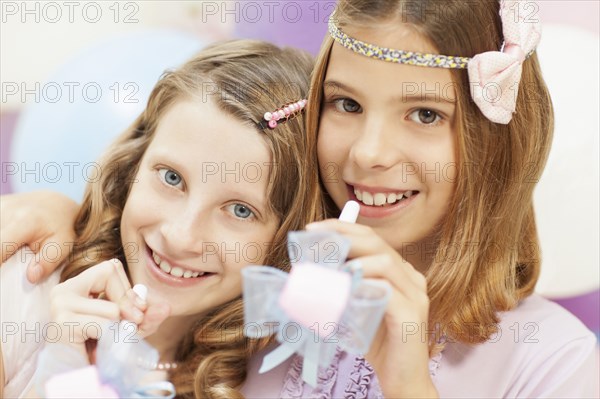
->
[354,188,362,201]
[362,192,374,205]
[159,261,171,273]
[373,193,387,206]
[353,188,415,206]
[152,250,203,279]
[170,267,184,278]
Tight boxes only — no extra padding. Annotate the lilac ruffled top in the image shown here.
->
[242,295,598,398]
[279,348,383,399]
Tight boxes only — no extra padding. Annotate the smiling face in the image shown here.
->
[120,99,278,319]
[318,24,457,269]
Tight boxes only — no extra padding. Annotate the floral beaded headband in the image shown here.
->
[257,99,307,130]
[327,0,541,124]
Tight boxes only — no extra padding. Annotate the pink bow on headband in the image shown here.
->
[468,0,541,124]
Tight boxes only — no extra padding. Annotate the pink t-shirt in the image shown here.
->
[242,295,599,398]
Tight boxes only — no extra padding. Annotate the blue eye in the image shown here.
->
[158,168,183,188]
[227,203,255,220]
[333,98,362,113]
[234,204,253,219]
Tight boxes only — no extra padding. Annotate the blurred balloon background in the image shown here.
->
[1,1,598,340]
[7,31,204,200]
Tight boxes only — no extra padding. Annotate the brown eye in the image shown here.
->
[334,98,362,113]
[408,109,442,125]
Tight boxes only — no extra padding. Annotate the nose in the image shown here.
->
[349,115,404,171]
[159,207,206,257]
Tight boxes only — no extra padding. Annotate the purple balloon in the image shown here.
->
[551,289,600,334]
[233,1,330,55]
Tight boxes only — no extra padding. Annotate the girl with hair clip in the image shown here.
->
[3,1,598,398]
[0,39,322,399]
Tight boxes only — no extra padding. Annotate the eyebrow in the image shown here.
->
[323,80,360,98]
[323,79,456,106]
[401,94,456,105]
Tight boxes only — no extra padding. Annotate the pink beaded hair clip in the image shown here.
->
[258,99,307,130]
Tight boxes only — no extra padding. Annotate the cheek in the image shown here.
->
[441,138,457,190]
[317,113,344,159]
[120,201,143,263]
[424,134,456,184]
[120,175,157,234]
[317,127,346,180]
[219,223,278,267]
[120,199,145,247]
[432,159,457,217]
[251,226,279,264]
[316,131,331,165]
[240,241,269,265]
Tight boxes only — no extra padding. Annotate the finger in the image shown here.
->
[356,254,428,296]
[0,195,38,259]
[383,288,431,341]
[137,303,170,337]
[56,295,121,321]
[308,220,415,268]
[1,238,26,264]
[307,219,423,283]
[1,196,46,262]
[306,219,374,236]
[61,259,131,301]
[26,258,45,284]
[1,191,78,282]
[119,295,145,325]
[52,313,116,344]
[28,237,73,283]
[307,219,388,256]
[125,288,148,311]
[113,260,132,294]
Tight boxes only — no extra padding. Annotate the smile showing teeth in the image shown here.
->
[354,188,415,207]
[151,251,204,279]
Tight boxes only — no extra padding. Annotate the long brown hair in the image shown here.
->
[61,39,323,398]
[306,0,554,348]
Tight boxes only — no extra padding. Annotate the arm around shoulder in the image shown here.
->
[1,191,78,283]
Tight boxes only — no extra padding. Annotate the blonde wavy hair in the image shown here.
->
[60,39,323,398]
[306,0,554,348]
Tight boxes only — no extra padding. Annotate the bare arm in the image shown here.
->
[1,191,79,283]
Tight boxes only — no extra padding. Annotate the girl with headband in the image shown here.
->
[1,39,320,398]
[249,1,594,397]
[2,1,597,397]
